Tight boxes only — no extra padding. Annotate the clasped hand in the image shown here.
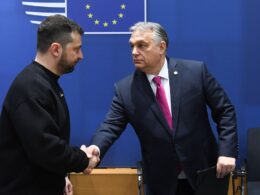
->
[80,145,100,174]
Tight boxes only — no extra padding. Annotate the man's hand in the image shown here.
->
[80,145,100,174]
[64,176,73,195]
[216,156,236,178]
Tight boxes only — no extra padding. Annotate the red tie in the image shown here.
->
[153,76,173,130]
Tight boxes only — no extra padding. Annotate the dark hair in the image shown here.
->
[37,14,84,53]
[130,22,169,48]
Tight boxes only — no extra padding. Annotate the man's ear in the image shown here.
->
[159,41,167,55]
[50,42,62,57]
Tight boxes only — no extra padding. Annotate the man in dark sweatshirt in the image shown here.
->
[0,15,99,195]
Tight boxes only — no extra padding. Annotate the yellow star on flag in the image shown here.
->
[112,20,117,25]
[85,4,91,10]
[103,22,108,27]
[94,20,100,25]
[88,13,93,18]
[118,13,124,18]
[121,4,126,9]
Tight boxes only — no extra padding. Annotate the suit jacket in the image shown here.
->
[91,58,238,195]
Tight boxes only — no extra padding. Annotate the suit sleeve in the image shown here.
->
[91,84,128,159]
[202,64,238,158]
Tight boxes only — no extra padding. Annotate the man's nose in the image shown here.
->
[132,47,139,55]
[78,49,83,60]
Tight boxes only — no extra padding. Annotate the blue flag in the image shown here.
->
[22,0,147,34]
[68,0,146,34]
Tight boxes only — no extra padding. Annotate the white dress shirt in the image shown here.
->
[146,58,172,116]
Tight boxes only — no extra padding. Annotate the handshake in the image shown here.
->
[80,145,100,174]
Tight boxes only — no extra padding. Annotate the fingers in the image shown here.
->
[80,145,100,174]
[87,154,100,169]
[216,156,236,178]
[64,176,73,195]
[83,167,93,175]
[80,145,91,158]
[80,145,100,158]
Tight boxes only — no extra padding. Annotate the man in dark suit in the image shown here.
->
[0,15,99,195]
[86,22,238,195]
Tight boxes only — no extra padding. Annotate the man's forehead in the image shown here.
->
[129,30,153,43]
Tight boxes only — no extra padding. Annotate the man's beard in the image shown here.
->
[58,53,77,74]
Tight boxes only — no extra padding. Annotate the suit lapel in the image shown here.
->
[133,69,173,135]
[168,58,181,135]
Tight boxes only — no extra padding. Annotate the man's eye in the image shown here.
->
[75,48,80,53]
[139,44,147,49]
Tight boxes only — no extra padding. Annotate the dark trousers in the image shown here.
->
[176,179,195,195]
[144,179,195,195]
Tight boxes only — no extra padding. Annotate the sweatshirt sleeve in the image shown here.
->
[11,96,89,174]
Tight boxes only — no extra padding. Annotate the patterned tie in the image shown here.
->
[153,76,173,129]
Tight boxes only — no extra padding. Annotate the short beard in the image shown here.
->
[58,53,75,74]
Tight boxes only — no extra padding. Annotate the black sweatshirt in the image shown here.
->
[0,61,88,195]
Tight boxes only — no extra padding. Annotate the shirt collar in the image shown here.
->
[147,58,169,83]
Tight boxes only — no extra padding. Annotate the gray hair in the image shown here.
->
[129,22,169,48]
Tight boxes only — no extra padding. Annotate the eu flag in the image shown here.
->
[67,0,147,34]
[22,0,146,34]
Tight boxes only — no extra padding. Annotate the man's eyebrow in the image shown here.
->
[129,39,147,44]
